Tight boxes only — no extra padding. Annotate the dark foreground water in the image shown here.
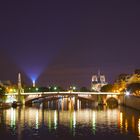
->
[0,98,139,140]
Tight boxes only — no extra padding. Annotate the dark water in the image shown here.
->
[0,98,139,140]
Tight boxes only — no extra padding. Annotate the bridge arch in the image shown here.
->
[106,96,118,108]
[24,94,77,106]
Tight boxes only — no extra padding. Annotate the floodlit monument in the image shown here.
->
[91,71,107,92]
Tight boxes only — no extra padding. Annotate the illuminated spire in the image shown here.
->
[17,73,22,103]
[32,80,35,87]
[98,69,100,77]
[18,73,21,88]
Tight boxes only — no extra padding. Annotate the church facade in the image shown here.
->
[91,72,107,92]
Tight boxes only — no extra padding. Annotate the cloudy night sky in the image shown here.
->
[0,0,140,88]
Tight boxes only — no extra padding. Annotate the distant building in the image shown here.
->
[0,80,12,87]
[127,74,140,84]
[91,71,107,92]
[117,71,140,84]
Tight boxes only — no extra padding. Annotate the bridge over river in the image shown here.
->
[5,91,123,106]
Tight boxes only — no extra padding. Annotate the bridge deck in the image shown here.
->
[6,91,121,96]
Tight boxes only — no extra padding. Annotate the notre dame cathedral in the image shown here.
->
[91,71,107,92]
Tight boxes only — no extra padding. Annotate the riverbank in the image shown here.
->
[0,103,11,109]
[120,95,140,110]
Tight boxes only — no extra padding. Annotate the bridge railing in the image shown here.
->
[5,91,121,96]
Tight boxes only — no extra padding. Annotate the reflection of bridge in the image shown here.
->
[6,92,123,106]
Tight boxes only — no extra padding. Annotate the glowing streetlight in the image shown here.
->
[35,88,39,91]
[9,88,13,93]
[54,86,57,91]
[69,86,76,92]
[126,91,130,95]
[73,86,76,90]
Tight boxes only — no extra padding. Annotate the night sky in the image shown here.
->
[0,0,140,88]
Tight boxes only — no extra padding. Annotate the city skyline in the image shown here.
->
[0,0,140,87]
[0,1,139,140]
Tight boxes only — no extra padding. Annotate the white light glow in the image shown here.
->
[35,110,39,129]
[92,111,96,134]
[73,111,76,128]
[126,91,130,95]
[6,96,16,103]
[10,108,16,127]
[54,110,57,129]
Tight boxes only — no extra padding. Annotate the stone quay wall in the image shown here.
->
[120,95,140,110]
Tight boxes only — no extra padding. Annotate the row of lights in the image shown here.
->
[6,86,77,93]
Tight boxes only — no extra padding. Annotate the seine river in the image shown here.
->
[0,98,139,140]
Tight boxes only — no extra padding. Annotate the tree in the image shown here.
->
[0,85,6,95]
[127,83,140,96]
[49,86,64,92]
[80,87,89,92]
[38,87,49,92]
[134,69,140,75]
[115,73,129,84]
[100,84,113,92]
[0,85,6,103]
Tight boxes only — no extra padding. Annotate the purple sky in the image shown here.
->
[0,0,140,88]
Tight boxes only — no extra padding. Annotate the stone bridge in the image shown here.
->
[6,92,123,106]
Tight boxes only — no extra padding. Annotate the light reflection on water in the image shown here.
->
[0,98,139,140]
[138,118,140,136]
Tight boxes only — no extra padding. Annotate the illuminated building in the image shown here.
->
[0,80,12,88]
[91,71,107,92]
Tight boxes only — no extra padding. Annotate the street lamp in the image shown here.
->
[73,86,76,91]
[35,88,39,92]
[54,86,57,91]
[69,86,76,92]
[126,91,130,95]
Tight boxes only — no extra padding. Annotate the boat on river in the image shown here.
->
[12,101,22,108]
